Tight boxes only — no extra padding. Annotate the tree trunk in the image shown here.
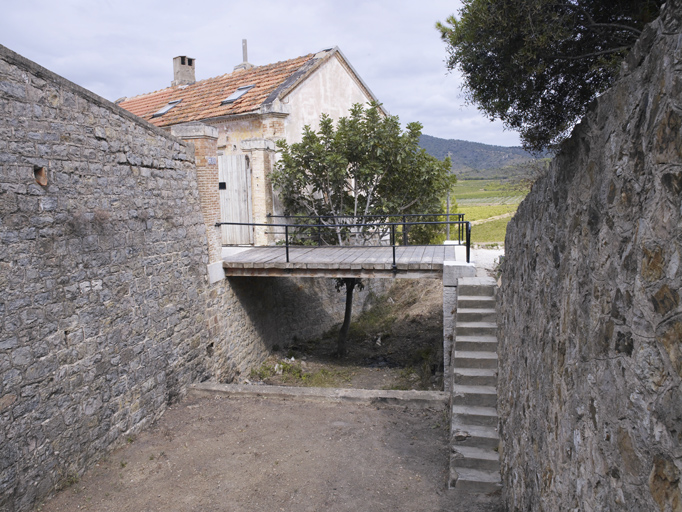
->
[337,278,357,357]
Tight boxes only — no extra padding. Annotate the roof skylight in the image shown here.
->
[151,99,182,118]
[221,85,255,105]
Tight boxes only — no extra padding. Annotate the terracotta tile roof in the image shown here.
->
[119,53,318,127]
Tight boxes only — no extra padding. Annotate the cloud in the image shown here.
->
[0,0,520,146]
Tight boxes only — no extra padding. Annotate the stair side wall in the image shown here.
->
[443,281,457,393]
[497,4,682,511]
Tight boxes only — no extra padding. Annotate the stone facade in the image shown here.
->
[497,4,682,511]
[0,45,386,511]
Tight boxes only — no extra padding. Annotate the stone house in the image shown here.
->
[119,48,381,245]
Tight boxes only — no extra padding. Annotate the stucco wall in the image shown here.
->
[497,4,682,511]
[0,44,386,511]
[283,53,374,144]
[207,53,376,234]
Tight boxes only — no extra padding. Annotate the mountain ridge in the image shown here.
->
[419,134,546,178]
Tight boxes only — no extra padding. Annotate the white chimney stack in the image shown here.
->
[172,56,196,87]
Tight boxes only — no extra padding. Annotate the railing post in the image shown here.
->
[391,223,397,273]
[446,192,451,241]
[402,215,408,246]
[317,216,322,246]
[466,222,471,263]
[285,224,290,263]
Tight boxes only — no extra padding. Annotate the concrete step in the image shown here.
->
[451,445,500,471]
[451,424,499,450]
[453,367,497,386]
[454,351,498,369]
[449,467,502,492]
[457,295,496,309]
[450,276,500,495]
[452,384,497,407]
[456,322,497,337]
[455,336,498,352]
[458,283,496,297]
[456,308,497,323]
[451,404,498,427]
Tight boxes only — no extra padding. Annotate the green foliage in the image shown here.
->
[273,103,455,246]
[438,0,662,150]
[347,294,396,341]
[404,204,459,245]
[250,359,351,387]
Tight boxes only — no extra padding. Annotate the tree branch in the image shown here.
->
[553,2,642,36]
[549,46,632,61]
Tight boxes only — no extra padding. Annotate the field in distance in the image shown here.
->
[454,179,530,245]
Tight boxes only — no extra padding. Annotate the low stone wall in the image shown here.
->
[497,4,682,511]
[0,45,384,511]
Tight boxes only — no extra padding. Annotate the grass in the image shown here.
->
[250,359,352,388]
[471,217,514,244]
[460,204,518,222]
[347,291,396,340]
[454,179,526,197]
[453,179,529,243]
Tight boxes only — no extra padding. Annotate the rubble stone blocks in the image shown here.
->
[0,44,382,511]
[497,4,682,511]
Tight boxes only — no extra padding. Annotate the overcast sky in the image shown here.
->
[1,0,521,147]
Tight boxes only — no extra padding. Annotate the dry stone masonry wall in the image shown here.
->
[0,45,377,511]
[498,3,682,511]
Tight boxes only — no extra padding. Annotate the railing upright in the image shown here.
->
[316,216,322,246]
[466,222,471,263]
[391,223,397,272]
[285,224,290,263]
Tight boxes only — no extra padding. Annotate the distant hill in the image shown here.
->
[419,134,548,180]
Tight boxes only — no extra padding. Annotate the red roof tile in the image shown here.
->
[119,54,317,127]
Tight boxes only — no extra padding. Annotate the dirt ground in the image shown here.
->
[39,393,501,512]
[247,279,447,392]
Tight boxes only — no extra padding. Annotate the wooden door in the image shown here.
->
[218,154,253,245]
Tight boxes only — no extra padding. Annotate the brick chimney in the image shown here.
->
[172,56,196,86]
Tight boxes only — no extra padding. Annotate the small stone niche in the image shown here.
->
[33,166,48,186]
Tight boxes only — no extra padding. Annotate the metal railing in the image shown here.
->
[216,213,472,267]
[267,213,467,247]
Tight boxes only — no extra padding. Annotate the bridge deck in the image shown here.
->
[222,245,468,279]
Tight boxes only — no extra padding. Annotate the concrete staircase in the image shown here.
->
[449,276,501,492]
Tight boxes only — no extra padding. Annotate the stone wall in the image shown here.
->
[497,4,682,511]
[0,45,384,511]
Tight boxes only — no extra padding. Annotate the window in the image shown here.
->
[151,99,182,118]
[221,85,255,105]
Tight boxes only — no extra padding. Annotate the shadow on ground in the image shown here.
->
[247,279,447,392]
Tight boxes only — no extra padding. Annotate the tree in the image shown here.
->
[437,0,663,151]
[273,102,454,356]
[273,102,454,244]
